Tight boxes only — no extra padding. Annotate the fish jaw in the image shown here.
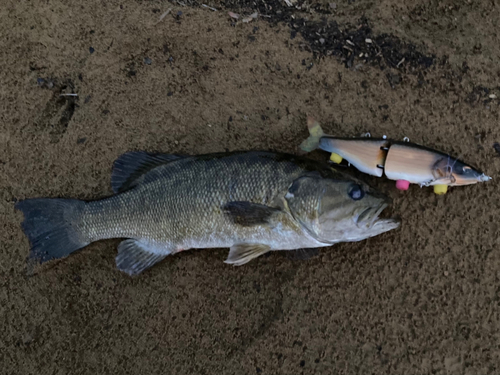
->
[349,202,400,241]
[326,214,400,243]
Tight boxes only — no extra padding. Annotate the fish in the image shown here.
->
[15,151,400,276]
[300,117,491,190]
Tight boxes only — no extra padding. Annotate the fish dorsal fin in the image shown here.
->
[222,201,281,226]
[115,239,171,276]
[111,152,184,193]
[224,244,271,266]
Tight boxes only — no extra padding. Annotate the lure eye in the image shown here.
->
[348,184,365,200]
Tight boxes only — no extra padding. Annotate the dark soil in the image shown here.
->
[2,0,500,374]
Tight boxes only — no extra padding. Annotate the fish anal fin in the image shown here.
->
[116,239,171,276]
[224,244,271,266]
[111,151,184,193]
[222,201,280,227]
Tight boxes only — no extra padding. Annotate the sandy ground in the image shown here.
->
[2,0,500,373]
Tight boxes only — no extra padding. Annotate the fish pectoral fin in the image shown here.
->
[116,239,170,276]
[222,201,281,227]
[224,244,271,266]
[111,151,185,193]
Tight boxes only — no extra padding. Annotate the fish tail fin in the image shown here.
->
[15,198,90,264]
[299,116,325,152]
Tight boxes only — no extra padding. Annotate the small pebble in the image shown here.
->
[36,77,54,89]
[489,94,497,99]
[365,38,372,43]
[89,47,95,54]
[144,57,152,65]
[319,38,325,44]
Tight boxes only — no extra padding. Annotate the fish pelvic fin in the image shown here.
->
[116,239,170,276]
[111,151,184,193]
[224,244,271,266]
[15,198,89,265]
[299,116,324,153]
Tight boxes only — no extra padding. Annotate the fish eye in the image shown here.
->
[348,184,365,200]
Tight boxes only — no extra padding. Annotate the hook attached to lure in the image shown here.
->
[299,117,492,194]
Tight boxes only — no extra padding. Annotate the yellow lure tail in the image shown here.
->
[299,117,324,152]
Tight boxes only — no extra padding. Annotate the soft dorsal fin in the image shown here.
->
[111,151,184,193]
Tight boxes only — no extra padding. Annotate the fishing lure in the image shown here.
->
[299,118,491,195]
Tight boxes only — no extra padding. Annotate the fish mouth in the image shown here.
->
[356,203,400,230]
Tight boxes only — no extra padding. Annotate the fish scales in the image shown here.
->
[82,153,309,247]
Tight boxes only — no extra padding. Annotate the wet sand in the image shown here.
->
[1,0,500,373]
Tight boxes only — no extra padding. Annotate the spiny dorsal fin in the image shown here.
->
[111,152,184,193]
[222,201,281,227]
[115,239,171,276]
[224,243,271,266]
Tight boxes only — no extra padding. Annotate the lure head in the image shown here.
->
[432,156,491,186]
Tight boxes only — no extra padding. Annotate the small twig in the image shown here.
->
[242,12,258,22]
[201,4,217,11]
[158,8,172,22]
[396,57,405,68]
[59,93,78,97]
[176,0,186,6]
